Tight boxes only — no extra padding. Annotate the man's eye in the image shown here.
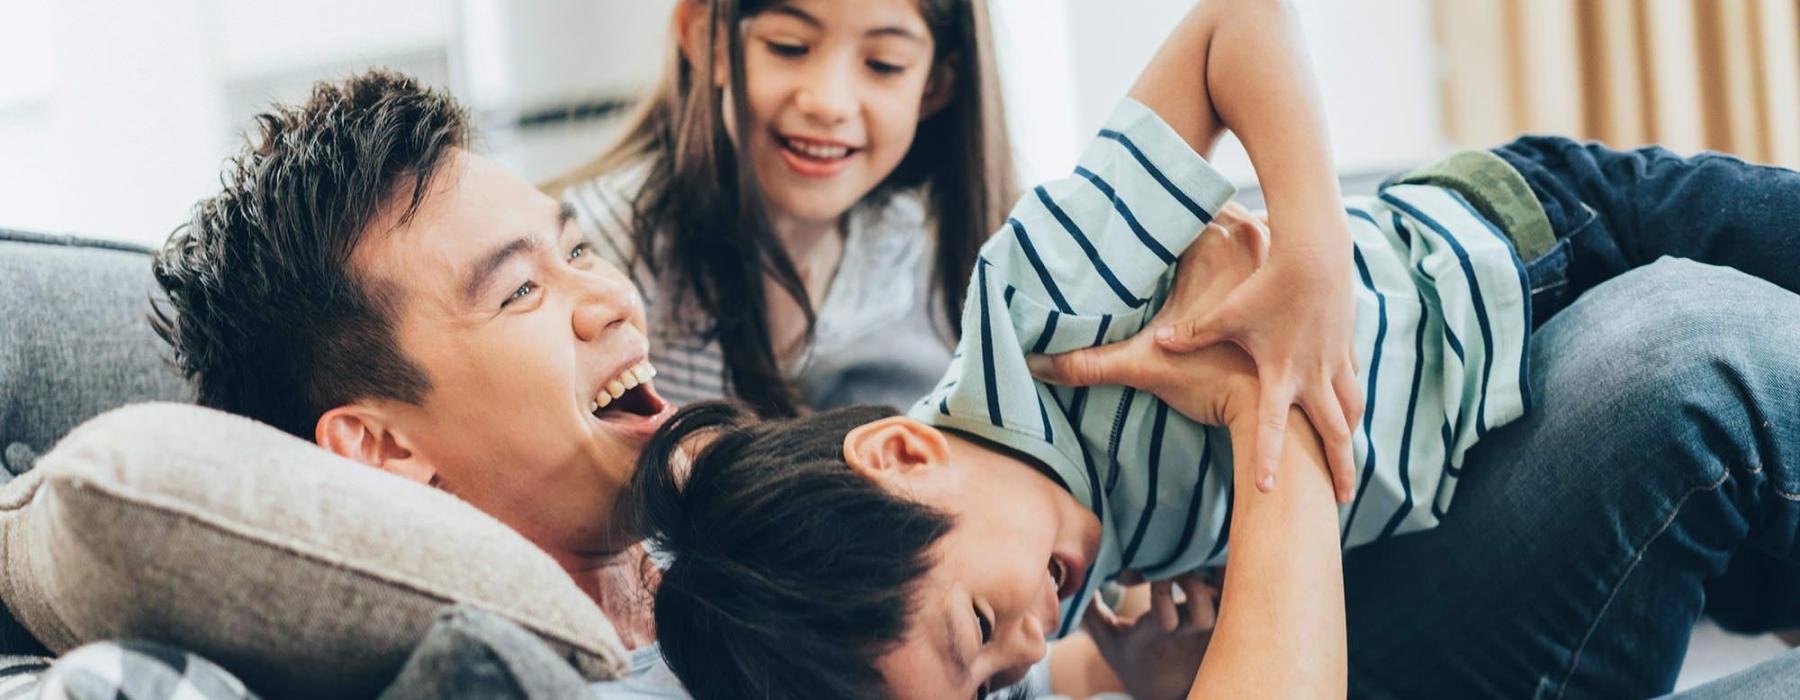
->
[502,281,536,308]
[975,604,992,644]
[766,40,807,58]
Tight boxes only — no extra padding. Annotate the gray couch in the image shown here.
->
[0,227,191,657]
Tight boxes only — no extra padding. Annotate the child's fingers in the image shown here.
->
[1333,358,1365,429]
[1174,574,1217,633]
[1082,597,1123,639]
[1155,305,1240,354]
[1253,374,1292,492]
[1026,339,1144,388]
[1301,382,1356,503]
[1151,580,1179,632]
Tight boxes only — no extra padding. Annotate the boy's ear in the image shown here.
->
[843,416,952,484]
[675,0,729,88]
[316,403,436,486]
[920,55,958,120]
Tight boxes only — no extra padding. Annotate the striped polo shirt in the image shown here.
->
[907,98,1534,638]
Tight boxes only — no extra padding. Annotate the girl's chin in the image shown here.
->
[765,191,865,226]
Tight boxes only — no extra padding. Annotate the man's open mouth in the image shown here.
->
[590,360,667,423]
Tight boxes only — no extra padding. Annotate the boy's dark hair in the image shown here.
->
[634,401,954,699]
[151,70,469,438]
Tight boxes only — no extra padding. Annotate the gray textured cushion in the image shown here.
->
[0,403,628,697]
[379,607,592,700]
[0,229,190,476]
[0,228,191,658]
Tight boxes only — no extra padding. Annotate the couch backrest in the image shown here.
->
[0,229,190,479]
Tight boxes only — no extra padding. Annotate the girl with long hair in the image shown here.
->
[550,0,1014,418]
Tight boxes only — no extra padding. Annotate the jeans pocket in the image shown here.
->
[1526,238,1573,325]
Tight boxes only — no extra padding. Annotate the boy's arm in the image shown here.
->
[1189,408,1345,698]
[1128,0,1363,504]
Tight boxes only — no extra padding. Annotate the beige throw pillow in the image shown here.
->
[0,403,628,697]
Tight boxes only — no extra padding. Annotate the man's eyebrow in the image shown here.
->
[462,236,538,306]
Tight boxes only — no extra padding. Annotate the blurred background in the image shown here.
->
[4,0,1795,247]
[0,0,1794,690]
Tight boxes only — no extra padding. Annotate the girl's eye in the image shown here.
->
[766,40,807,58]
[502,281,536,308]
[569,242,591,262]
[867,60,905,75]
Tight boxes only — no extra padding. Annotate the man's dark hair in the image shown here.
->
[633,401,954,699]
[152,70,468,438]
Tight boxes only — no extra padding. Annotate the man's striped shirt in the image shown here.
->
[906,98,1534,638]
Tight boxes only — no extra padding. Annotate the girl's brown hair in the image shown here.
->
[548,0,1015,418]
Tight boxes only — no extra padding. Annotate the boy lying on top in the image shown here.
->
[628,2,1560,699]
[622,0,1576,697]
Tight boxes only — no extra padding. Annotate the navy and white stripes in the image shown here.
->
[910,98,1533,637]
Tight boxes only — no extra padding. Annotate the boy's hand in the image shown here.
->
[1027,204,1360,501]
[1153,206,1361,502]
[1028,210,1264,430]
[1082,571,1219,700]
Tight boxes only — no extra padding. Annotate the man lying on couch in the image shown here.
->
[149,71,669,652]
[138,69,1800,699]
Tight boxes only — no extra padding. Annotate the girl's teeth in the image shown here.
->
[789,140,848,159]
[596,391,613,409]
[606,380,626,398]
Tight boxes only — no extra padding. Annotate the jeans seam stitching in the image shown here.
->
[1554,468,1732,698]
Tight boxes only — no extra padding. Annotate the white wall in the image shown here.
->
[994,0,1445,188]
[0,0,227,242]
[0,0,1444,246]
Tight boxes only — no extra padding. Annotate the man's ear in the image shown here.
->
[675,0,728,88]
[316,404,436,486]
[843,416,951,485]
[920,55,958,120]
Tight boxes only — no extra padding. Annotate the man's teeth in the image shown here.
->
[788,139,849,159]
[593,361,657,411]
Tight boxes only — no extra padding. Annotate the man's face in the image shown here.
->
[354,150,673,560]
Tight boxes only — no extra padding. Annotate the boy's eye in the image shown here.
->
[502,281,536,308]
[765,40,807,58]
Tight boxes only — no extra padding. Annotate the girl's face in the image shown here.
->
[736,0,943,225]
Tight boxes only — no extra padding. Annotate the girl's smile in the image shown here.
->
[774,130,862,178]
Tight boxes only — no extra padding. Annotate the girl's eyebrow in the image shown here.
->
[766,4,927,43]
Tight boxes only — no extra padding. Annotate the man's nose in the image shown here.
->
[570,274,638,342]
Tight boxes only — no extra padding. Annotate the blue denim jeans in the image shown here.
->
[1344,138,1800,699]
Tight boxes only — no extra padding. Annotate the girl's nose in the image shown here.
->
[794,66,854,125]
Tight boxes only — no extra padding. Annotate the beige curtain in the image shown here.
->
[1434,0,1800,168]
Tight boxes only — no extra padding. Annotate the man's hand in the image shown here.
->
[1155,204,1362,502]
[1082,572,1220,700]
[1028,203,1361,502]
